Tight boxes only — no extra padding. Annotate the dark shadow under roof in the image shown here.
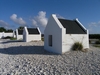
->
[18,30,23,35]
[14,31,16,35]
[58,19,87,34]
[27,28,40,34]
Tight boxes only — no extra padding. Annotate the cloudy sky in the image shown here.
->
[0,0,100,34]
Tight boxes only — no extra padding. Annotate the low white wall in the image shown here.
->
[62,34,89,53]
[4,33,13,37]
[0,32,13,38]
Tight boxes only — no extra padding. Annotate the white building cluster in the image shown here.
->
[0,14,89,54]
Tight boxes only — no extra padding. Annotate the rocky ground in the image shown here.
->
[0,39,100,75]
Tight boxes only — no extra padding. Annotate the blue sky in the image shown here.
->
[0,0,100,34]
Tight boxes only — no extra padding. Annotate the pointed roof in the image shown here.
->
[27,28,40,34]
[58,18,87,34]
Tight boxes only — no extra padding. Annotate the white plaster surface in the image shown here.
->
[62,34,89,53]
[16,29,23,40]
[44,14,64,54]
[0,32,13,38]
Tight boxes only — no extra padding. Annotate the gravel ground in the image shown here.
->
[0,39,100,75]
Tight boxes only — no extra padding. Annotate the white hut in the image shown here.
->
[16,29,23,40]
[23,27,41,42]
[13,31,16,38]
[44,14,89,54]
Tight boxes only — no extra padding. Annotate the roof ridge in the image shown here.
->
[58,18,74,21]
[27,28,37,29]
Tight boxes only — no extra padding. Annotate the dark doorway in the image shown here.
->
[48,35,52,46]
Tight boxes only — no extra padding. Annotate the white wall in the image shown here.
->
[44,14,65,54]
[13,31,16,38]
[62,34,89,53]
[0,32,13,38]
[26,35,41,42]
[4,33,13,37]
[16,29,23,40]
[23,27,28,42]
[17,35,23,40]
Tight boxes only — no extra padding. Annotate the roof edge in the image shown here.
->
[75,18,87,30]
[37,27,41,34]
[24,26,28,34]
[52,14,64,29]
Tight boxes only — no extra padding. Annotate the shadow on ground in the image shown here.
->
[1,40,23,44]
[0,45,58,55]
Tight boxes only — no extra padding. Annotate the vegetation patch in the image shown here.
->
[93,44,100,48]
[10,37,17,40]
[89,34,100,39]
[95,40,100,44]
[72,42,83,51]
[3,36,16,40]
[41,37,44,41]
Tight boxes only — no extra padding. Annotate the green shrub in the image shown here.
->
[89,34,100,39]
[41,37,44,41]
[72,42,83,51]
[95,40,100,44]
[10,37,17,40]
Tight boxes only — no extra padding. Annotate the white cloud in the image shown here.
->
[0,20,10,29]
[32,11,48,27]
[10,14,26,25]
[56,14,65,19]
[32,19,37,26]
[88,21,100,34]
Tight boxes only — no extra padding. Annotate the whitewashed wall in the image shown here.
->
[16,29,23,40]
[62,34,89,53]
[23,27,28,42]
[16,35,23,40]
[26,35,41,42]
[13,34,16,38]
[44,14,65,54]
[4,33,13,37]
[0,32,13,38]
[13,31,16,38]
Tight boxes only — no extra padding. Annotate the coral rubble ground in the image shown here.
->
[0,39,100,75]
